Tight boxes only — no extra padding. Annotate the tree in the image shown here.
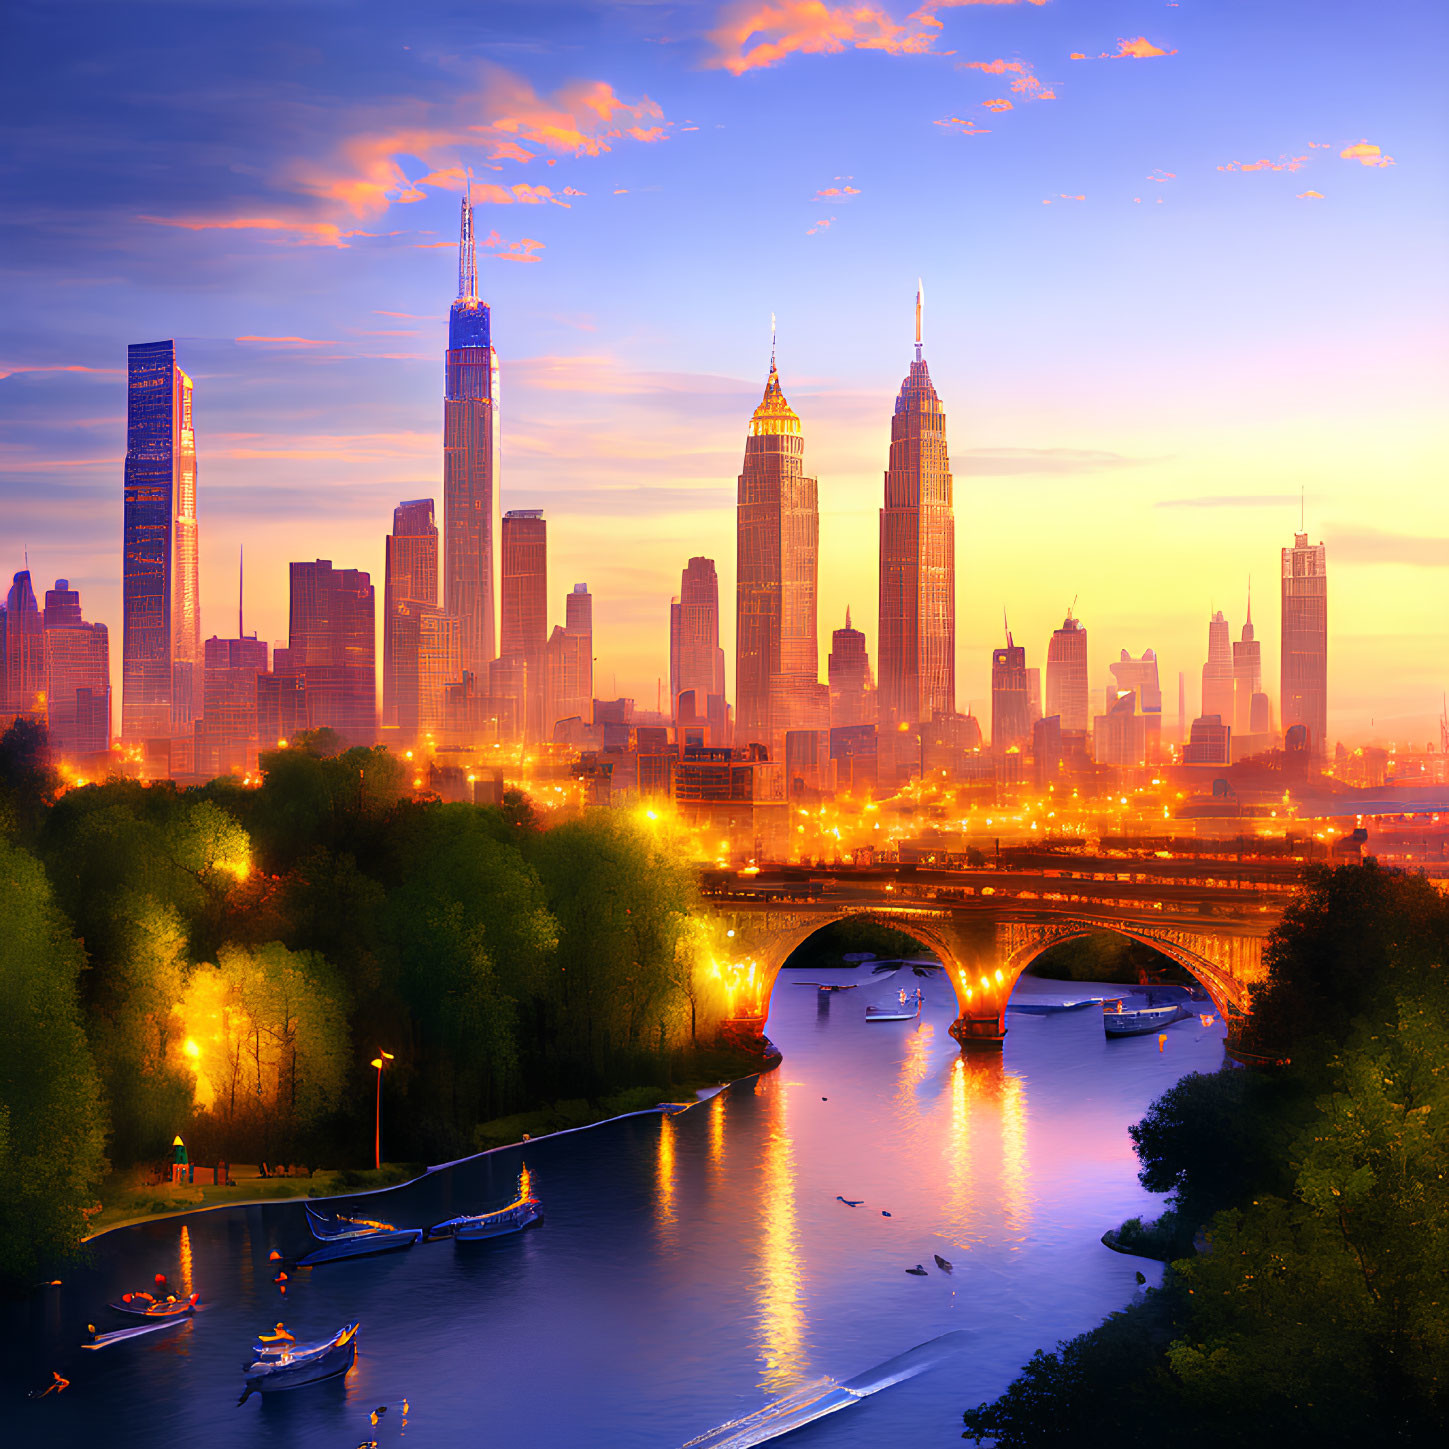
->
[0,717,60,839]
[0,837,108,1286]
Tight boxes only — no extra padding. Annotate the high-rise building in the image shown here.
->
[878,284,955,763]
[1184,713,1232,766]
[1201,610,1234,724]
[1045,611,1088,734]
[1109,648,1163,761]
[195,635,268,777]
[500,509,548,741]
[3,571,45,721]
[1232,588,1272,738]
[991,628,1031,753]
[444,186,500,683]
[735,344,822,755]
[827,608,874,728]
[670,557,726,722]
[288,560,375,745]
[1094,690,1148,768]
[546,582,593,734]
[42,578,110,754]
[384,499,441,736]
[121,340,199,739]
[1281,529,1327,756]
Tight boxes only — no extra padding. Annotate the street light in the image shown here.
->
[369,1050,395,1171]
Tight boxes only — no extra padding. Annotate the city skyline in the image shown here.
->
[2,0,1445,745]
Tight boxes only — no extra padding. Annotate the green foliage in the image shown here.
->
[0,837,108,1288]
[0,718,61,840]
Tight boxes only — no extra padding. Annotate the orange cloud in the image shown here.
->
[807,216,836,234]
[137,214,368,246]
[1217,156,1307,173]
[813,184,861,198]
[1069,52,1086,59]
[1296,190,1325,199]
[960,58,1028,74]
[1108,36,1173,58]
[934,116,991,135]
[0,363,122,381]
[1147,169,1175,182]
[235,336,339,346]
[706,0,1047,75]
[1041,194,1084,204]
[982,98,1013,111]
[483,230,544,262]
[1340,139,1395,168]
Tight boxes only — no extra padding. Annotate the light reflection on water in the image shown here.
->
[2,972,1225,1448]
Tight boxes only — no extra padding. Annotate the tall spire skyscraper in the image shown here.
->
[121,339,199,739]
[444,184,500,684]
[1281,526,1328,756]
[878,282,956,777]
[1201,610,1234,722]
[735,338,821,754]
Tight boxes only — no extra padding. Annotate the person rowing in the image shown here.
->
[257,1322,296,1348]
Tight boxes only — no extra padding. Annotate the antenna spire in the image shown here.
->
[914,278,924,361]
[769,311,777,372]
[845,605,852,630]
[1246,575,1252,627]
[1003,606,1012,648]
[458,175,477,301]
[238,545,244,639]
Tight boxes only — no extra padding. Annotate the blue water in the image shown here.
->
[3,973,1225,1446]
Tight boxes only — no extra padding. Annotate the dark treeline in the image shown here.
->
[963,862,1449,1446]
[0,722,734,1287]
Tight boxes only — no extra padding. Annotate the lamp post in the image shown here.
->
[369,1050,395,1171]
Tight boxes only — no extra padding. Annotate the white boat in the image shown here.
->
[1103,1001,1191,1037]
[866,989,923,1022]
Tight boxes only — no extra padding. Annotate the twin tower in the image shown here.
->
[735,290,956,780]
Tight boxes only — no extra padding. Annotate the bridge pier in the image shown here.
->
[949,1013,1006,1050]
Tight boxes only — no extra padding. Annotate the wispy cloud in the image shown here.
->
[1155,494,1299,509]
[982,98,1013,112]
[1217,156,1307,173]
[1072,37,1176,60]
[813,185,861,199]
[807,216,836,234]
[934,116,991,136]
[136,215,367,247]
[1041,193,1085,204]
[1296,190,1325,200]
[0,363,123,381]
[705,0,1048,76]
[966,447,1153,475]
[235,336,339,347]
[482,230,545,263]
[1331,526,1447,567]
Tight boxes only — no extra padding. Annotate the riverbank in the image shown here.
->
[83,1043,772,1241]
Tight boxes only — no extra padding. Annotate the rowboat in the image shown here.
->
[242,1322,358,1392]
[108,1292,198,1318]
[296,1206,423,1266]
[429,1193,543,1242]
[1103,1001,1191,1038]
[83,1318,189,1350]
[866,989,923,1023]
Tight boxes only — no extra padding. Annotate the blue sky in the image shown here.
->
[3,0,1446,741]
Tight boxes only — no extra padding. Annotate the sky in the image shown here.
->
[2,0,1447,745]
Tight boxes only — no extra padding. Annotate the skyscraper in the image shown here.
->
[670,557,726,720]
[288,560,375,745]
[878,283,955,758]
[43,578,110,755]
[546,582,592,734]
[735,342,822,755]
[500,509,548,741]
[991,628,1031,753]
[121,339,199,739]
[1109,648,1163,761]
[1045,611,1088,734]
[1201,610,1234,723]
[444,186,500,682]
[3,571,44,721]
[384,499,440,735]
[195,635,268,777]
[827,608,874,728]
[1233,587,1271,738]
[1281,529,1327,756]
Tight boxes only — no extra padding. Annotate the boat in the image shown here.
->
[107,1292,199,1318]
[83,1318,190,1350]
[296,1206,423,1266]
[242,1322,358,1392]
[866,989,923,1023]
[430,1191,543,1242]
[1009,998,1109,1016]
[1103,1000,1191,1037]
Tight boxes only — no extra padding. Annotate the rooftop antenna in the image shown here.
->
[914,278,924,362]
[458,172,477,301]
[845,604,852,630]
[1002,606,1013,648]
[238,545,244,638]
[1068,593,1078,622]
[1246,574,1252,626]
[770,311,777,371]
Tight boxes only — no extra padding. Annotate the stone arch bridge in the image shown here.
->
[704,862,1293,1049]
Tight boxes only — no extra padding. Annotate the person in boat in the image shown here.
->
[257,1322,296,1347]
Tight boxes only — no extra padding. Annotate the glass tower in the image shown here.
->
[384,498,440,734]
[121,339,199,739]
[1044,611,1088,735]
[444,187,500,681]
[500,509,548,742]
[735,351,821,756]
[670,557,726,720]
[878,286,955,775]
[1281,531,1327,756]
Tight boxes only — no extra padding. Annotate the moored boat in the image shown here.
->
[866,988,923,1023]
[296,1206,423,1266]
[242,1322,358,1392]
[1102,1000,1191,1037]
[108,1291,198,1318]
[83,1317,190,1350]
[429,1192,543,1242]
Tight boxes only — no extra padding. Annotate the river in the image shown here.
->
[4,968,1224,1446]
